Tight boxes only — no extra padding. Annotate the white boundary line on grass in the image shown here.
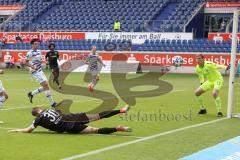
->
[87,134,144,139]
[62,117,228,160]
[0,89,184,111]
[0,126,15,130]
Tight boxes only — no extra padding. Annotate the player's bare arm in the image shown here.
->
[25,59,37,71]
[98,58,105,67]
[10,126,34,133]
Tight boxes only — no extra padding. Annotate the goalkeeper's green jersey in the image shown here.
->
[196,61,227,83]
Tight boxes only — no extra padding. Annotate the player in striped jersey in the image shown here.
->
[85,46,105,92]
[26,39,57,108]
[0,69,8,124]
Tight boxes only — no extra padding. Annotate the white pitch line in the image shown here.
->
[1,106,35,111]
[0,89,184,112]
[87,134,144,139]
[62,117,228,160]
[0,126,15,130]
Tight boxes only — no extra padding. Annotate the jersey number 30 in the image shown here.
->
[43,110,60,122]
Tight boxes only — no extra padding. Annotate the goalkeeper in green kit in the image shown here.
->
[195,54,230,117]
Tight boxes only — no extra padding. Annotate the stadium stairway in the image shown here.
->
[163,0,204,32]
[25,1,64,31]
[3,0,55,31]
[149,0,178,32]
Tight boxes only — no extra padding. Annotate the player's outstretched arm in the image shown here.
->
[9,126,34,133]
[216,64,228,70]
[24,60,36,70]
[98,58,105,67]
[85,56,90,65]
[24,60,31,68]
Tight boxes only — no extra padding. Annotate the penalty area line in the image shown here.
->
[0,89,184,112]
[62,117,227,160]
[0,126,15,130]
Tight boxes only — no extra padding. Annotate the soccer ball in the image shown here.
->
[172,56,183,67]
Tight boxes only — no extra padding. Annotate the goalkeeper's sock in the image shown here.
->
[215,97,222,112]
[97,126,132,134]
[98,105,130,119]
[99,110,120,119]
[196,96,204,109]
[97,128,117,134]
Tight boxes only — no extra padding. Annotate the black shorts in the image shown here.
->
[66,123,88,134]
[62,113,89,124]
[50,65,59,70]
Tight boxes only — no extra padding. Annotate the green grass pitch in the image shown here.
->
[0,69,239,160]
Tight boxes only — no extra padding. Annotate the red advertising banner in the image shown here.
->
[0,5,24,10]
[2,51,240,67]
[205,2,240,8]
[208,33,240,41]
[0,32,85,42]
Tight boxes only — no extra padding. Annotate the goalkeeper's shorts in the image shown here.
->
[200,78,223,91]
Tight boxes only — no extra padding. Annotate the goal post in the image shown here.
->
[227,9,240,118]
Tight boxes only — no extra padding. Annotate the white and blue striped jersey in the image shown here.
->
[26,50,42,73]
[86,54,101,71]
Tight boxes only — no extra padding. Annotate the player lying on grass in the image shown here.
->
[0,69,8,124]
[85,45,105,92]
[10,105,132,134]
[195,54,230,117]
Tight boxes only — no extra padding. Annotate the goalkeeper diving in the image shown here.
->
[195,54,230,117]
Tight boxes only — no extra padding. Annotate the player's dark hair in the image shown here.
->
[197,54,204,59]
[32,107,41,117]
[30,38,39,45]
[48,43,55,49]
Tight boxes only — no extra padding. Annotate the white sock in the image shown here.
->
[31,87,44,96]
[44,90,55,105]
[0,101,3,109]
[0,96,6,109]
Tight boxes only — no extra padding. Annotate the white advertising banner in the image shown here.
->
[59,60,140,73]
[85,32,193,44]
